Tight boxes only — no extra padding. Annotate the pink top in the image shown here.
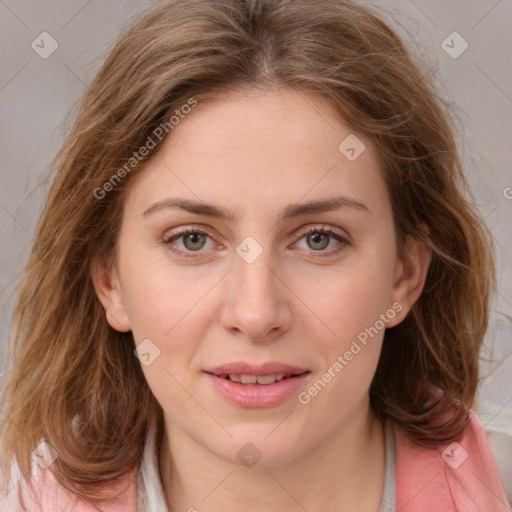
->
[395,408,511,511]
[4,407,511,511]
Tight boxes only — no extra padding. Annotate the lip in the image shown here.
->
[203,362,310,408]
[204,362,309,376]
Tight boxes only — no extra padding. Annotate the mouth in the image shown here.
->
[212,372,305,385]
[204,362,310,382]
[203,362,310,407]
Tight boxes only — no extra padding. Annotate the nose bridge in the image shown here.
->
[236,247,276,298]
[234,232,278,286]
[235,238,280,309]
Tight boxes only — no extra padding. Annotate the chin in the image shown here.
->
[210,431,305,470]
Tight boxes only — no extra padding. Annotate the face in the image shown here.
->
[93,87,430,468]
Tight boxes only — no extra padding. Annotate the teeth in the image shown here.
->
[225,373,290,385]
[255,374,277,385]
[240,374,257,384]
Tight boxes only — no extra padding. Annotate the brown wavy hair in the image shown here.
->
[0,0,496,509]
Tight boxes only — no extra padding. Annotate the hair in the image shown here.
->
[0,0,496,509]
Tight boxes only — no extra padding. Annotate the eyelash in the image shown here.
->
[163,225,350,259]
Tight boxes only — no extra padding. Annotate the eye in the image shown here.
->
[294,224,350,257]
[163,227,216,258]
[163,224,350,259]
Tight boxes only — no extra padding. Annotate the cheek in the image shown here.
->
[118,238,216,339]
[299,263,391,413]
[124,278,214,367]
[305,253,395,352]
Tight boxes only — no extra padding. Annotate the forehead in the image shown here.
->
[124,88,389,221]
[163,88,360,162]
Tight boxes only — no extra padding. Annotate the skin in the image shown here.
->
[92,87,431,511]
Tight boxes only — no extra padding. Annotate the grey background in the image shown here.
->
[0,1,511,412]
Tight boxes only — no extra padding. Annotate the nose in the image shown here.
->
[219,247,294,342]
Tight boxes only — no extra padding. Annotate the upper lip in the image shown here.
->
[204,362,310,376]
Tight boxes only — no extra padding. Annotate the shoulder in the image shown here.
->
[394,401,512,512]
[0,452,138,512]
[472,398,512,506]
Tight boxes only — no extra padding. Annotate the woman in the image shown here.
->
[0,0,510,511]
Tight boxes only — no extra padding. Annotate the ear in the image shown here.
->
[90,254,131,332]
[386,234,432,328]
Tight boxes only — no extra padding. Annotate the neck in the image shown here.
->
[159,401,386,512]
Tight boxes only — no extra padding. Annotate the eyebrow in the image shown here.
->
[142,195,370,222]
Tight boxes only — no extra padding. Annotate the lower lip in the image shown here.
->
[205,372,310,408]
